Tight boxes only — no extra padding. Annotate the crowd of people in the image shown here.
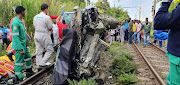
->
[109,17,152,47]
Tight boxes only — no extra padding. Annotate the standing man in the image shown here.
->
[33,3,54,70]
[11,6,34,82]
[52,21,58,45]
[142,18,151,47]
[128,18,133,44]
[136,20,142,45]
[154,0,180,84]
[124,19,129,41]
[0,24,8,50]
[0,29,3,44]
[119,22,126,44]
[132,20,137,42]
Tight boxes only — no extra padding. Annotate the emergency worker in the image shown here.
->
[33,4,54,70]
[154,0,180,84]
[11,6,34,82]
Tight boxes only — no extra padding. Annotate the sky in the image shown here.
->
[91,0,161,21]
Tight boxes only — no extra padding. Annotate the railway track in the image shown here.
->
[132,41,169,85]
[19,64,54,85]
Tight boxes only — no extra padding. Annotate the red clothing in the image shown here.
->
[50,15,58,19]
[49,15,68,42]
[57,21,68,42]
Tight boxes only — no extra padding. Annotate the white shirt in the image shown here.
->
[33,12,53,34]
[110,29,116,35]
[136,23,142,32]
[52,24,58,34]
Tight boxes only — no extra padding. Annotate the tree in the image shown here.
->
[94,0,129,21]
[168,0,180,12]
[94,0,110,13]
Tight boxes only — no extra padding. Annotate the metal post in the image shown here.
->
[152,0,156,29]
[86,0,88,7]
[139,0,141,20]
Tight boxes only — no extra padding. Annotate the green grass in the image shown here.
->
[106,42,138,85]
[117,72,138,85]
[0,44,7,56]
[106,42,122,56]
[67,79,98,85]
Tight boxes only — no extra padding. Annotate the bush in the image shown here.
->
[110,56,137,76]
[119,52,133,60]
[67,79,98,85]
[109,52,138,85]
[117,73,138,85]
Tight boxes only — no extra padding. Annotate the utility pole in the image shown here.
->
[85,0,88,7]
[152,0,157,28]
[113,0,116,17]
[139,0,141,20]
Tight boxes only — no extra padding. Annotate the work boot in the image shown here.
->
[15,75,23,84]
[26,69,36,78]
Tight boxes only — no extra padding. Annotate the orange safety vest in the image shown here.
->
[0,60,14,77]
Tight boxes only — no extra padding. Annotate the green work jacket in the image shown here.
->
[11,17,26,51]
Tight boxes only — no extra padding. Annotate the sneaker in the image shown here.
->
[46,62,52,66]
[143,46,146,48]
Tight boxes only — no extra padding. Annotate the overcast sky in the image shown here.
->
[91,0,161,21]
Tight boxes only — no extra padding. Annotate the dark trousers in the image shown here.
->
[125,30,129,41]
[128,31,133,44]
[51,33,54,43]
[2,38,8,49]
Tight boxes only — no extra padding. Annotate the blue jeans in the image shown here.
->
[144,35,149,46]
[137,32,141,44]
[133,32,137,42]
[128,31,133,44]
[154,38,162,47]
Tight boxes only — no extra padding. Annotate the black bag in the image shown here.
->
[50,28,77,85]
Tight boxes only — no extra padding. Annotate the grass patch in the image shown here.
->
[106,42,122,56]
[110,53,137,76]
[0,44,7,56]
[67,79,98,85]
[110,52,138,84]
[106,42,138,85]
[28,41,36,55]
[117,72,138,85]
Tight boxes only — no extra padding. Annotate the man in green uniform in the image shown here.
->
[11,6,34,82]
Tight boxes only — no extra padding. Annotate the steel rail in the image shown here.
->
[19,64,54,85]
[149,42,166,53]
[141,37,166,53]
[132,42,166,85]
